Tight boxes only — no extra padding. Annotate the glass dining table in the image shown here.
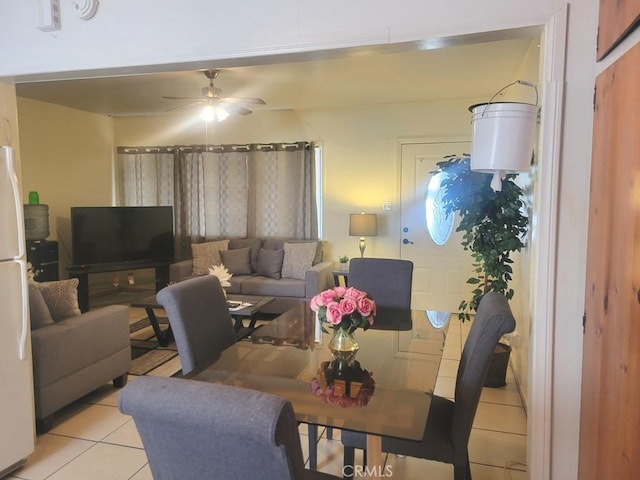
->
[187,302,449,477]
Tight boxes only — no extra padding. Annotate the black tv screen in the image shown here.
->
[71,206,174,266]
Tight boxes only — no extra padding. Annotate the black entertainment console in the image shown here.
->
[67,261,172,312]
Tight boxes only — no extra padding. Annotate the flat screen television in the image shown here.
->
[71,206,174,267]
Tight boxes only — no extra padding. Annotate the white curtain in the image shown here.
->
[117,143,317,259]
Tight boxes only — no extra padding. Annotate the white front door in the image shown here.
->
[400,141,475,313]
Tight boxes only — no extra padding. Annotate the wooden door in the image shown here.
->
[597,0,640,59]
[579,41,640,479]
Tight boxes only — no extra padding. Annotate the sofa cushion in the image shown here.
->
[228,238,262,272]
[192,239,229,275]
[281,242,317,280]
[28,282,55,330]
[220,247,252,275]
[255,248,284,279]
[38,279,81,322]
[261,238,323,265]
[240,276,306,298]
[227,275,251,294]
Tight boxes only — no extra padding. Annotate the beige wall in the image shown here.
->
[16,97,115,271]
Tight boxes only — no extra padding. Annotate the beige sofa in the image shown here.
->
[169,237,333,314]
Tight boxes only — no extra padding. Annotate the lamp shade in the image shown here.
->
[349,213,377,237]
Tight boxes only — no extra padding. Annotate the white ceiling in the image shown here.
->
[15,35,540,118]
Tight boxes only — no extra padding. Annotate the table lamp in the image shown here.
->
[349,213,377,257]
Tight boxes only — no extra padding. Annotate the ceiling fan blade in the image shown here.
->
[164,101,203,112]
[223,103,253,116]
[221,96,266,105]
[163,95,207,101]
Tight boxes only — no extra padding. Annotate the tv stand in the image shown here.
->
[67,261,172,312]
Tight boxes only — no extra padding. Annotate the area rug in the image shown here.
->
[129,316,181,377]
[129,316,170,336]
[130,349,179,376]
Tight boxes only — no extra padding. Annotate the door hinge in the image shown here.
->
[582,313,586,333]
[593,85,597,111]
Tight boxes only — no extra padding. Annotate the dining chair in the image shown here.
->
[348,257,413,309]
[118,376,340,480]
[340,291,516,480]
[156,275,236,375]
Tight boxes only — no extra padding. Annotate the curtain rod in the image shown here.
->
[117,142,311,154]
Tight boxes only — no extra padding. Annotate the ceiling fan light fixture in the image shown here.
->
[200,105,215,122]
[200,105,230,122]
[215,106,230,122]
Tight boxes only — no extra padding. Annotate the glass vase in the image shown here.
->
[328,327,359,363]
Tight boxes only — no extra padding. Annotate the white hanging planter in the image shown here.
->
[469,81,539,191]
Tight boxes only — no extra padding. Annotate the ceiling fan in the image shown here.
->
[163,69,266,119]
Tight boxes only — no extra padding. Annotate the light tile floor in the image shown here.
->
[9,309,527,479]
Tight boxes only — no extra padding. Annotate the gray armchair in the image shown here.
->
[341,292,516,480]
[118,376,340,480]
[28,281,130,431]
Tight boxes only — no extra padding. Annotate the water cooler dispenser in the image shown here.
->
[24,194,59,282]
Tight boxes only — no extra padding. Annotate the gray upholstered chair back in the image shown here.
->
[452,291,516,466]
[348,258,413,309]
[340,291,516,479]
[156,275,236,375]
[118,376,308,480]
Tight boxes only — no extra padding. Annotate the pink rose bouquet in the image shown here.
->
[310,286,376,333]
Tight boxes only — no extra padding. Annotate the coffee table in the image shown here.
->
[226,294,275,333]
[130,294,275,346]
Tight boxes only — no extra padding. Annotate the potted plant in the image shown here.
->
[435,153,528,387]
[338,255,349,272]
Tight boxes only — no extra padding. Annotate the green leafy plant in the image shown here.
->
[435,154,528,321]
[339,255,349,263]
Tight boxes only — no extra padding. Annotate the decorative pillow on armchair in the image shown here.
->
[28,282,55,330]
[281,242,317,280]
[38,278,82,322]
[191,239,230,275]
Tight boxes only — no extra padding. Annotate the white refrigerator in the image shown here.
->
[0,146,35,476]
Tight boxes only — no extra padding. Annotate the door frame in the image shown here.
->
[528,7,566,479]
[395,8,567,478]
